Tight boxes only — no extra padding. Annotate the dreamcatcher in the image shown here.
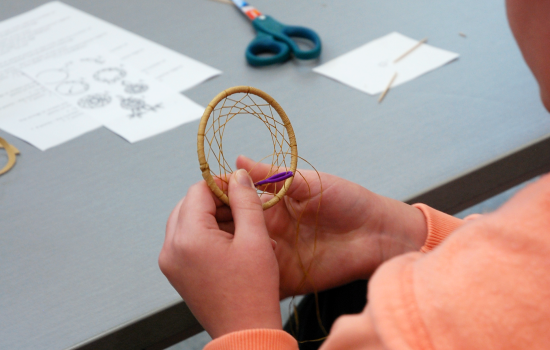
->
[197,85,298,209]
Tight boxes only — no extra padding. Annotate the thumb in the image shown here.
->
[228,169,268,242]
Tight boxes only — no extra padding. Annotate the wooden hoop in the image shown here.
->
[197,86,298,210]
[0,137,18,176]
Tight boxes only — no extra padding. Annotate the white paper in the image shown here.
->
[23,46,205,143]
[313,32,459,95]
[1,1,221,92]
[0,2,219,150]
[0,70,100,151]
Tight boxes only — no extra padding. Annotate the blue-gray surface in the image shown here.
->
[1,0,549,349]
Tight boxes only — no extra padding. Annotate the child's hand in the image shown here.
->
[237,156,427,299]
[159,170,282,338]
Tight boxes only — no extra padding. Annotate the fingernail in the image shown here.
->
[271,239,277,250]
[235,169,254,188]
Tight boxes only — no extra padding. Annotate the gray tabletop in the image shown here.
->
[2,0,550,349]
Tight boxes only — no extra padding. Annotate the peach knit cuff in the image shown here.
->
[413,203,464,253]
[204,329,298,350]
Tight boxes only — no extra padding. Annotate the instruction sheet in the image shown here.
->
[0,2,220,150]
[23,46,204,143]
[313,32,459,95]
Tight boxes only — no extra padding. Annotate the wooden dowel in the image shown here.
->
[208,0,233,4]
[378,72,397,103]
[393,38,428,63]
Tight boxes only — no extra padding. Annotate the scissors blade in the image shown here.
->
[230,0,263,20]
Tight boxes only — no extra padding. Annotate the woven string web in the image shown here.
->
[203,92,292,197]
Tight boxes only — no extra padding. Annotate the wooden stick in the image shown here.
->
[393,37,428,63]
[378,72,398,103]
[208,0,233,4]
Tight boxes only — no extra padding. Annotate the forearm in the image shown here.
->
[378,196,428,258]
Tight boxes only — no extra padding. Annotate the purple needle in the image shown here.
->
[254,171,293,187]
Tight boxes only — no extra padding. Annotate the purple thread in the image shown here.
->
[254,171,293,187]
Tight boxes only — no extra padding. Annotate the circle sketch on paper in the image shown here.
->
[78,93,112,109]
[93,67,127,84]
[80,56,106,64]
[35,69,69,84]
[55,80,90,96]
[122,81,149,94]
[119,97,162,118]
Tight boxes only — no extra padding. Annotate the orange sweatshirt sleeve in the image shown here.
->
[412,203,463,252]
[204,329,298,350]
[321,174,550,350]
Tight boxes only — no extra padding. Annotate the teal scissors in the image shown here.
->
[231,0,322,66]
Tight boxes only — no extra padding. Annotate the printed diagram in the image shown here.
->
[93,67,127,84]
[78,93,112,109]
[119,97,162,118]
[27,50,174,128]
[122,81,149,94]
[55,80,89,96]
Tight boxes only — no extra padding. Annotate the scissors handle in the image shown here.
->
[246,31,291,66]
[247,15,322,66]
